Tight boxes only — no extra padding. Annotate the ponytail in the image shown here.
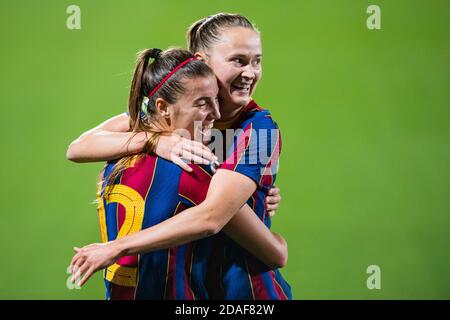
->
[103,48,165,197]
[101,47,214,197]
[128,48,160,132]
[187,18,207,53]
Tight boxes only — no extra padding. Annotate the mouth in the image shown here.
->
[202,123,214,131]
[199,122,214,141]
[231,82,252,94]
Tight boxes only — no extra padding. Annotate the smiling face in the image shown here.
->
[202,27,262,113]
[164,74,220,143]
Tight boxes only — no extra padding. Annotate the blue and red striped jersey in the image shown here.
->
[97,155,214,300]
[211,99,292,300]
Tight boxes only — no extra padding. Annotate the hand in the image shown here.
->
[266,186,281,217]
[156,134,218,172]
[69,242,121,287]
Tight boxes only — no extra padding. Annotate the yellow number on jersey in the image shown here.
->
[97,184,145,287]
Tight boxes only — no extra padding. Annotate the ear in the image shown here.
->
[194,51,207,61]
[155,98,170,118]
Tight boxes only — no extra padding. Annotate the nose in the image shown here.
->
[208,100,221,121]
[241,64,256,80]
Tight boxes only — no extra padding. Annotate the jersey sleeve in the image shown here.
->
[219,114,281,188]
[178,165,213,207]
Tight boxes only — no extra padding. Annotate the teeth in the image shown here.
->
[233,84,251,90]
[200,123,213,139]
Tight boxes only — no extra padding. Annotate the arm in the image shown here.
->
[115,170,255,252]
[66,113,142,162]
[71,170,274,285]
[66,114,216,170]
[222,203,288,269]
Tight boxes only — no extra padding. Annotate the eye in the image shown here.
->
[231,57,244,66]
[196,100,207,107]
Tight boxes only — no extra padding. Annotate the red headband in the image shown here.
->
[147,57,197,99]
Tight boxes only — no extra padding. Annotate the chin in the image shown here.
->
[230,93,250,107]
[202,137,212,145]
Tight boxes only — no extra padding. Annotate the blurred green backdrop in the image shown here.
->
[0,0,448,299]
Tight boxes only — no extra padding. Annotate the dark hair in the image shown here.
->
[103,48,214,194]
[187,13,259,53]
[129,47,214,133]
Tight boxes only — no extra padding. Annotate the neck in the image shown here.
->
[217,98,250,125]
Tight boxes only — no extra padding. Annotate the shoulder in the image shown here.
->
[178,164,212,205]
[240,100,279,131]
[119,154,182,186]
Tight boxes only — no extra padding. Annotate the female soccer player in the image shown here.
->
[79,47,287,299]
[69,13,291,300]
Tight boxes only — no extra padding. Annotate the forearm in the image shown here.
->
[110,170,255,258]
[113,203,218,257]
[67,130,146,162]
[222,205,288,269]
[66,113,141,162]
[70,203,219,287]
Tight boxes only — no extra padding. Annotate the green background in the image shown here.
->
[0,0,448,299]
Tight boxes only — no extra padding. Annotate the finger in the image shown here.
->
[70,252,83,272]
[268,210,276,217]
[71,265,83,284]
[79,267,96,287]
[70,258,85,283]
[69,257,79,275]
[268,187,280,196]
[78,261,91,279]
[73,257,94,284]
[181,150,210,165]
[266,195,281,205]
[183,140,217,162]
[189,146,216,163]
[71,264,82,283]
[265,196,274,204]
[266,203,279,211]
[70,247,83,269]
[70,255,86,282]
[70,252,80,269]
[198,140,217,158]
[181,137,209,151]
[171,155,193,172]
